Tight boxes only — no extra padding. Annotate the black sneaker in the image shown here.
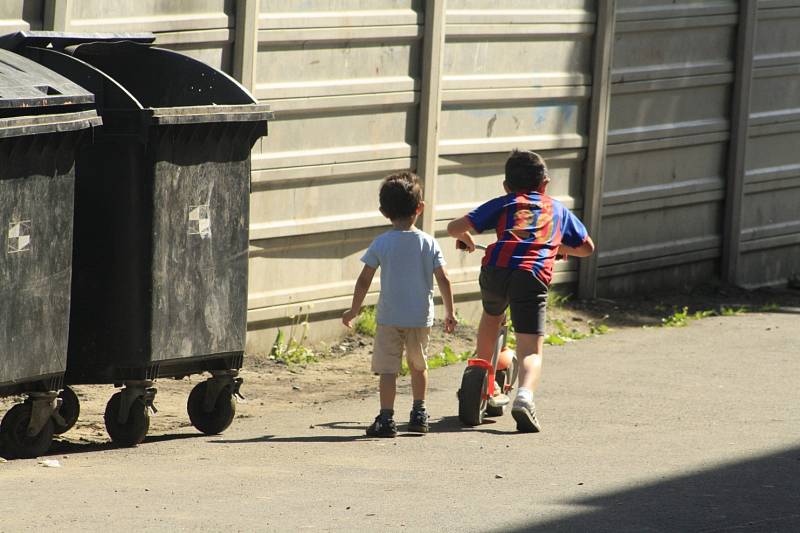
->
[408,409,429,433]
[511,398,541,433]
[366,415,398,438]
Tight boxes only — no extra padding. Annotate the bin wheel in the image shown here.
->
[485,369,508,418]
[0,403,55,459]
[187,381,236,435]
[104,392,150,447]
[53,386,80,435]
[458,366,487,426]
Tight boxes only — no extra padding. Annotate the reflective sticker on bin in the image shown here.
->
[188,204,211,237]
[7,220,31,254]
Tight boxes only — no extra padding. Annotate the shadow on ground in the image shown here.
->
[430,414,518,436]
[207,415,524,445]
[45,432,204,457]
[210,421,371,444]
[506,445,800,532]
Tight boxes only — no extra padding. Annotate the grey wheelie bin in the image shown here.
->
[0,49,101,458]
[5,32,271,447]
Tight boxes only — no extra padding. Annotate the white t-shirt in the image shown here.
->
[361,228,446,328]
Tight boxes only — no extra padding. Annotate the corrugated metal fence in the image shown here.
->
[3,0,798,351]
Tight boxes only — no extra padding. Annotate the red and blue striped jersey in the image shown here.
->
[466,192,588,285]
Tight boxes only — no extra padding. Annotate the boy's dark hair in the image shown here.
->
[505,149,548,192]
[379,171,423,220]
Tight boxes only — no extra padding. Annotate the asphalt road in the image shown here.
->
[2,311,799,532]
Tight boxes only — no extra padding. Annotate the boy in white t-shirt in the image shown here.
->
[343,172,456,437]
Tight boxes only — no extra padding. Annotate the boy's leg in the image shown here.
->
[475,311,505,360]
[406,327,431,433]
[515,333,545,391]
[476,311,513,406]
[507,271,548,433]
[368,325,403,437]
[511,332,544,433]
[408,367,429,433]
[379,373,397,411]
[372,325,404,413]
[409,367,427,402]
[476,266,511,361]
[366,373,398,437]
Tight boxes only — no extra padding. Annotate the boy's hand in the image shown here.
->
[455,235,476,253]
[342,308,358,328]
[443,313,457,333]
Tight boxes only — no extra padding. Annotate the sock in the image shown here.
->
[379,408,394,420]
[412,399,426,412]
[516,388,533,404]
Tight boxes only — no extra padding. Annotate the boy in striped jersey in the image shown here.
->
[447,150,595,432]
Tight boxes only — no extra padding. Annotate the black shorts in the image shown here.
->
[479,265,548,335]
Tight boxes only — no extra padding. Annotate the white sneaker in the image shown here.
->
[511,398,541,433]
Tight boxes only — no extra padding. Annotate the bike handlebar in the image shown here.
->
[456,240,487,251]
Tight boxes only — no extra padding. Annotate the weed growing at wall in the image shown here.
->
[400,345,472,376]
[269,315,319,365]
[720,306,745,316]
[660,304,761,327]
[354,306,377,337]
[548,291,571,307]
[661,307,719,327]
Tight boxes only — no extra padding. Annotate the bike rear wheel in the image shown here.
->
[458,365,488,426]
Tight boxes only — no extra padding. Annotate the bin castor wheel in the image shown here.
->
[0,403,55,459]
[187,381,236,435]
[458,365,488,427]
[485,369,508,418]
[104,392,150,447]
[53,386,80,435]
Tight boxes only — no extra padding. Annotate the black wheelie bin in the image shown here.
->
[4,32,272,447]
[0,48,101,458]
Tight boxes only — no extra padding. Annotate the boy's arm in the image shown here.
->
[558,236,595,259]
[433,266,456,333]
[446,216,477,252]
[342,265,377,328]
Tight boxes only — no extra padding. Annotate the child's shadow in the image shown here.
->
[208,417,515,445]
[210,421,373,444]
[429,415,514,435]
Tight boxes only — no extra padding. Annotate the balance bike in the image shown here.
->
[457,320,518,426]
[455,242,519,426]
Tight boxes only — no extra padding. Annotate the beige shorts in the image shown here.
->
[371,325,431,374]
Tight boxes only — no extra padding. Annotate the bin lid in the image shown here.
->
[0,31,155,51]
[2,32,269,132]
[67,40,272,126]
[0,47,101,136]
[67,41,269,110]
[0,48,95,110]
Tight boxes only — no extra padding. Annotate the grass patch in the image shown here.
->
[661,307,714,327]
[544,334,566,346]
[354,306,377,337]
[548,291,571,307]
[269,318,319,365]
[400,345,472,376]
[544,318,592,346]
[510,313,609,347]
[720,306,746,316]
[660,304,754,328]
[661,306,692,327]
